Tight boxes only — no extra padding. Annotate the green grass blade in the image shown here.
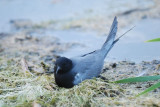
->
[145,38,160,42]
[136,81,160,97]
[113,75,160,83]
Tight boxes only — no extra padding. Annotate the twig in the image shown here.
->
[21,58,34,76]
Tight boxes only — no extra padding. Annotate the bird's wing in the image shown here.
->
[80,50,97,57]
[101,16,118,57]
[81,17,118,58]
[72,51,104,85]
[72,16,118,85]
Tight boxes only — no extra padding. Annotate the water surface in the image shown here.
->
[0,0,159,62]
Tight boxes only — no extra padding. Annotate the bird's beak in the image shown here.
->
[56,66,60,74]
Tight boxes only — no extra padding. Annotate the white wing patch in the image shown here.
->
[75,73,80,80]
[74,73,83,84]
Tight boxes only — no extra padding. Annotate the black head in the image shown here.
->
[54,57,74,88]
[54,57,73,74]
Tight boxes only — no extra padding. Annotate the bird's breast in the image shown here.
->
[54,72,75,88]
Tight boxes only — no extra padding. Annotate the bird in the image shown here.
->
[54,16,119,88]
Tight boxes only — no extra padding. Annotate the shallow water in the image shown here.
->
[0,0,159,62]
[48,18,160,62]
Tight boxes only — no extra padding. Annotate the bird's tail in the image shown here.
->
[101,16,118,57]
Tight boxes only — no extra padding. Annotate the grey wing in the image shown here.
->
[71,50,104,85]
[80,50,96,57]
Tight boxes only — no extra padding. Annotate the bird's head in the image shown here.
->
[54,57,73,74]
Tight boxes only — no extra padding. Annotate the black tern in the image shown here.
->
[54,16,119,88]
